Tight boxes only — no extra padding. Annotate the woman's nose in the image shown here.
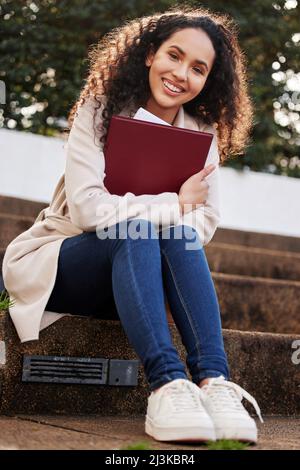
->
[172,65,188,82]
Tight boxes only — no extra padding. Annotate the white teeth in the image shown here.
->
[163,79,183,93]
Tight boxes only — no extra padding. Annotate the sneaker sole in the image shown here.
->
[145,416,216,442]
[215,426,257,443]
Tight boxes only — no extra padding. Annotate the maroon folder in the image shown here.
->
[103,115,213,196]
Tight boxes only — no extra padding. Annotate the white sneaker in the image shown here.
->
[200,376,264,443]
[145,378,216,442]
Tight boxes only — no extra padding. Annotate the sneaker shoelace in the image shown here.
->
[201,376,264,423]
[163,380,203,412]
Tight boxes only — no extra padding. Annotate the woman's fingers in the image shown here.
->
[197,164,216,180]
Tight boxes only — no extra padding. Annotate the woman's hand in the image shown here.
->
[178,164,216,215]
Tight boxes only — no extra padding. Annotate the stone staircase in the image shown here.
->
[0,195,300,421]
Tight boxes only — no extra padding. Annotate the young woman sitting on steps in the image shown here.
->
[2,4,263,444]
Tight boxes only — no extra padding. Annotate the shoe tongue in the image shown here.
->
[165,379,195,394]
[167,379,188,389]
[205,375,225,386]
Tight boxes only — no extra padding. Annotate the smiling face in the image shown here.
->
[145,27,216,125]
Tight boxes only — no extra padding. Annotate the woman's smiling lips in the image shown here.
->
[161,78,185,96]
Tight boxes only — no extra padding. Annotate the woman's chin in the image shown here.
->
[154,93,181,108]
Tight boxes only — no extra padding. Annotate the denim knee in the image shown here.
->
[119,218,159,240]
[161,224,198,239]
[97,218,159,241]
[160,224,203,251]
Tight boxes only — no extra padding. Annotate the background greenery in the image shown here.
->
[0,0,299,176]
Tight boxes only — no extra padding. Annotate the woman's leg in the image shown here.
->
[46,219,187,391]
[158,224,230,384]
[46,230,118,318]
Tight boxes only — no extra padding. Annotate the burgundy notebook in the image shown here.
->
[103,115,213,196]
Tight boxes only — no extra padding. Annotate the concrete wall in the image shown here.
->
[218,167,300,237]
[1,128,299,237]
[0,129,66,203]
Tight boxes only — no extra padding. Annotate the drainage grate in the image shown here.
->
[22,355,140,386]
[22,355,108,385]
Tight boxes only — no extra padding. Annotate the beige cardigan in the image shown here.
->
[2,97,221,343]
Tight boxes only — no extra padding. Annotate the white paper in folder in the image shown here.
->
[133,107,171,126]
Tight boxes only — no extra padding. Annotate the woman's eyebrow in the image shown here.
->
[168,45,208,70]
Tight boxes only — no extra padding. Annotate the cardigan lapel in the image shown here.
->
[170,105,199,131]
[172,105,185,128]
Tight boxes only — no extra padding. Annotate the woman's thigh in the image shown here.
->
[45,231,119,319]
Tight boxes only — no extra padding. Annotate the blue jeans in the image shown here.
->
[46,219,229,391]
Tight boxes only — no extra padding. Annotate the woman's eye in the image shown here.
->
[194,67,204,75]
[169,53,204,75]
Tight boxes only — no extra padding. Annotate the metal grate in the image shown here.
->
[22,355,108,385]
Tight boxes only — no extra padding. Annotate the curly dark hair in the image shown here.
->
[68,3,254,163]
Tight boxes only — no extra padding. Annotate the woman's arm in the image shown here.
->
[175,127,221,246]
[65,97,181,232]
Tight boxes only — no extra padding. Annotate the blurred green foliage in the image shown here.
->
[0,0,299,176]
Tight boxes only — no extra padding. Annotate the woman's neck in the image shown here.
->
[144,98,179,125]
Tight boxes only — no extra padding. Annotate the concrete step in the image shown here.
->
[0,204,299,334]
[1,251,299,334]
[212,272,300,334]
[206,242,300,281]
[165,272,300,334]
[2,215,299,282]
[0,213,34,247]
[1,213,299,284]
[0,312,299,416]
[212,227,300,253]
[0,415,299,450]
[0,196,47,219]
